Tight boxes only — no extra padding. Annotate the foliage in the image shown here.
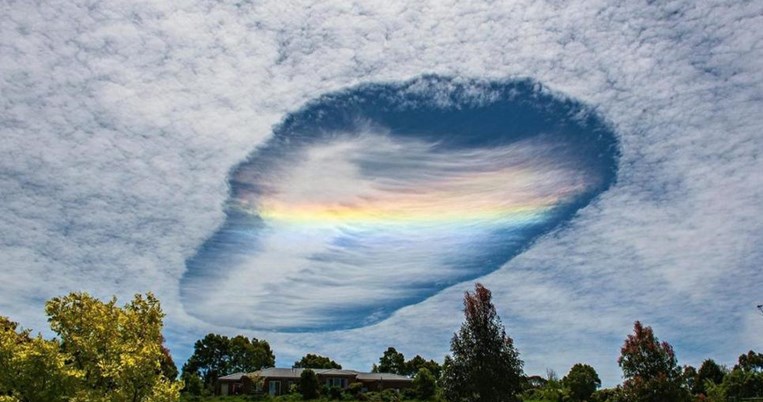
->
[160,337,180,380]
[294,354,342,369]
[300,369,321,400]
[46,292,182,401]
[2,293,182,401]
[563,364,601,401]
[442,283,524,402]
[405,355,442,380]
[704,350,763,400]
[681,365,696,396]
[182,373,205,396]
[0,316,80,401]
[736,350,763,372]
[372,349,442,380]
[617,321,689,402]
[413,368,437,399]
[692,359,725,395]
[590,387,625,402]
[182,333,275,389]
[520,371,568,402]
[373,347,407,375]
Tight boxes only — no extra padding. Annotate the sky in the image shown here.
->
[1,0,762,387]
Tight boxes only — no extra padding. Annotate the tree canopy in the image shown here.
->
[372,347,407,375]
[1,292,181,401]
[182,333,275,389]
[293,353,341,369]
[563,363,601,401]
[618,321,689,402]
[442,283,524,402]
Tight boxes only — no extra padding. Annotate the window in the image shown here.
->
[269,380,281,396]
[326,378,346,388]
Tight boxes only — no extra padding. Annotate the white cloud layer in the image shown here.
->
[1,0,762,386]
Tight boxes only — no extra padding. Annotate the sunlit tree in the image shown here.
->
[45,292,182,401]
[1,293,181,401]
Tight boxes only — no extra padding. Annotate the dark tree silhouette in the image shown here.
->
[293,353,341,369]
[442,283,523,402]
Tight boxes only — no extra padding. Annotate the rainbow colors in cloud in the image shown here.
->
[181,77,618,332]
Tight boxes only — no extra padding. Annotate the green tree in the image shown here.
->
[44,292,182,401]
[442,283,524,402]
[737,350,763,372]
[413,367,437,399]
[681,365,697,395]
[373,347,407,375]
[299,368,320,400]
[563,363,601,401]
[709,351,763,400]
[617,321,690,402]
[182,333,274,389]
[405,355,442,379]
[181,373,204,396]
[229,335,276,373]
[693,359,725,395]
[293,353,342,369]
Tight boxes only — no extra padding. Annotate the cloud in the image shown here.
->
[1,0,761,387]
[181,79,618,331]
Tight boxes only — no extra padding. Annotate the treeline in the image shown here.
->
[1,286,762,402]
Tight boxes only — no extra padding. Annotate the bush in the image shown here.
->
[346,382,364,397]
[299,369,320,400]
[328,386,343,400]
[413,367,437,399]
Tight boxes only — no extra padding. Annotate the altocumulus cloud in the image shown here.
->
[1,0,762,386]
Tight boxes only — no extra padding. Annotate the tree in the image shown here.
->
[413,367,437,399]
[563,363,601,401]
[160,337,179,381]
[373,347,407,375]
[442,283,524,402]
[299,368,320,399]
[293,353,342,369]
[182,333,274,389]
[737,350,763,372]
[617,321,690,402]
[405,355,443,379]
[711,351,763,399]
[228,335,276,373]
[693,359,725,395]
[0,316,79,401]
[0,293,182,401]
[44,292,182,401]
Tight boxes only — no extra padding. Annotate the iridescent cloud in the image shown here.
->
[181,77,618,331]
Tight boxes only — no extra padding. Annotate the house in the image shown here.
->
[216,367,412,396]
[216,372,248,396]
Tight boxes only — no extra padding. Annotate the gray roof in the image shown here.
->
[248,367,410,382]
[218,372,247,381]
[356,372,412,382]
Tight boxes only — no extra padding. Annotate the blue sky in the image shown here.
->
[1,0,762,386]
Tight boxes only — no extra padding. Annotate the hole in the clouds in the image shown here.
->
[180,76,619,332]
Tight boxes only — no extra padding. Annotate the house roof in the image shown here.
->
[355,372,412,382]
[218,372,247,381]
[247,367,411,382]
[252,368,360,379]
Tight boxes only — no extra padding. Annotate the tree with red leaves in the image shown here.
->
[617,321,690,402]
[442,283,523,402]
